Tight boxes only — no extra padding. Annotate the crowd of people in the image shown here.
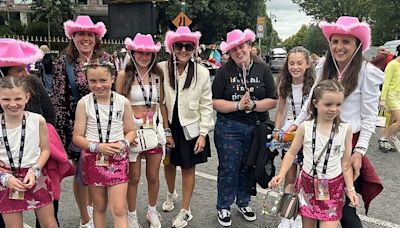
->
[0,13,389,228]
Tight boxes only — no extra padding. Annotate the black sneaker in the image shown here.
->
[238,206,257,221]
[217,209,231,227]
[378,139,393,153]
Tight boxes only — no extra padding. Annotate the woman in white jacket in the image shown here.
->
[159,26,214,228]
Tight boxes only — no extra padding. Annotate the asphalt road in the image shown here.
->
[22,73,400,228]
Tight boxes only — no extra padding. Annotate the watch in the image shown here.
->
[251,100,257,111]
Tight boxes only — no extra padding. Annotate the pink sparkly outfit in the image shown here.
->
[298,120,349,221]
[81,148,129,186]
[298,171,345,221]
[0,168,53,213]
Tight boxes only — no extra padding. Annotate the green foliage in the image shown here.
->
[24,21,48,37]
[31,0,78,37]
[283,24,328,55]
[0,26,15,36]
[291,0,400,46]
[157,0,267,44]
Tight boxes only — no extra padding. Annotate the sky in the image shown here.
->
[267,0,313,41]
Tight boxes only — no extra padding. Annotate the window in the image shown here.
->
[77,0,88,5]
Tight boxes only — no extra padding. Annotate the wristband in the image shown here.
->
[251,100,257,111]
[164,128,172,137]
[88,141,99,153]
[347,186,356,193]
[119,139,130,150]
[0,173,12,187]
[28,164,42,179]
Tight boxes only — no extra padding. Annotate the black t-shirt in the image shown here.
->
[212,59,277,124]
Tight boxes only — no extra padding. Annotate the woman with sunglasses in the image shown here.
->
[212,29,277,227]
[159,26,214,228]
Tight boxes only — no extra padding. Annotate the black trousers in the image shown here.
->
[0,200,59,228]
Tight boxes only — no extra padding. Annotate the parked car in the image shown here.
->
[269,48,287,72]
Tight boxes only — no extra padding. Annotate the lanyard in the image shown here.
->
[237,60,254,91]
[1,114,26,175]
[311,120,336,177]
[93,93,114,143]
[135,72,153,109]
[289,93,304,119]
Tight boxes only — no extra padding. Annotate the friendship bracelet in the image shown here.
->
[0,173,12,187]
[88,141,99,153]
[28,164,42,179]
[119,139,130,151]
[164,128,172,137]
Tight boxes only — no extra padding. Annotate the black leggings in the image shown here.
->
[0,200,59,228]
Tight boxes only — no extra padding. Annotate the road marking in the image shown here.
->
[188,168,400,228]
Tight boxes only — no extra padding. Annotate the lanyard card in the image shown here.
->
[314,177,330,201]
[96,154,109,166]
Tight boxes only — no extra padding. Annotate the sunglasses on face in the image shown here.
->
[173,42,195,52]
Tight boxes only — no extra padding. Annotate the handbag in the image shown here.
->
[182,122,200,140]
[376,107,387,128]
[130,128,159,153]
[130,77,165,153]
[277,192,300,219]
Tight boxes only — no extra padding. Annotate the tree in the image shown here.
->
[282,24,328,55]
[291,0,373,21]
[31,0,78,38]
[156,0,267,44]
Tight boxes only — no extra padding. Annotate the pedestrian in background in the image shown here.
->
[160,26,214,228]
[115,33,165,228]
[288,16,384,228]
[212,28,277,227]
[51,15,113,228]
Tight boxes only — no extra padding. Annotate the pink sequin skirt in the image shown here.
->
[298,171,345,221]
[81,149,129,187]
[0,168,53,213]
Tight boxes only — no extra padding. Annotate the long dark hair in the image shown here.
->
[167,55,196,90]
[308,79,344,131]
[321,38,363,98]
[120,51,162,97]
[277,46,315,98]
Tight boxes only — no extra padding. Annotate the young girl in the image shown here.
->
[72,60,136,228]
[0,76,57,228]
[274,46,315,227]
[116,33,164,228]
[270,80,359,228]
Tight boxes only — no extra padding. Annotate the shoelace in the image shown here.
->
[219,209,230,218]
[148,210,162,221]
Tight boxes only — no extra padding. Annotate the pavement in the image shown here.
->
[22,73,400,228]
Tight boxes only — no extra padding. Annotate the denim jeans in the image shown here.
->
[215,114,255,210]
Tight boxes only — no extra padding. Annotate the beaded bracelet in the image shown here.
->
[88,141,99,153]
[164,128,172,137]
[0,173,12,187]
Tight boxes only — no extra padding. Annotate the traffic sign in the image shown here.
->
[172,11,192,28]
[256,16,266,38]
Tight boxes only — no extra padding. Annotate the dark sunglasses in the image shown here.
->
[173,42,195,51]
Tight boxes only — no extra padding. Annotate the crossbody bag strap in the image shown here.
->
[64,56,80,102]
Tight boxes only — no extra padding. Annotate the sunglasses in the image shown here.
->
[173,42,195,52]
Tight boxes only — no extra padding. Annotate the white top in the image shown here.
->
[158,61,214,136]
[282,84,304,131]
[83,91,126,142]
[0,112,41,168]
[293,60,384,155]
[129,84,159,106]
[302,120,349,179]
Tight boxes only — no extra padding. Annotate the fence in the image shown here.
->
[0,34,125,54]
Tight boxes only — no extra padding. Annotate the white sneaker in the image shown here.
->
[172,209,193,228]
[79,219,94,228]
[146,210,162,228]
[128,211,142,228]
[162,191,178,212]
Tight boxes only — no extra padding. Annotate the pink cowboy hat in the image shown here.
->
[164,26,201,53]
[125,33,161,53]
[0,38,44,67]
[319,16,371,52]
[64,15,107,39]
[220,29,256,53]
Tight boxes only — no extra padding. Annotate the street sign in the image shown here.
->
[172,11,192,28]
[256,16,266,38]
